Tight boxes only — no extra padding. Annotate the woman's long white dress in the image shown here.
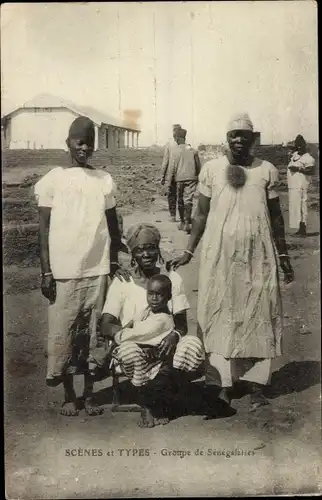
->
[198,156,283,359]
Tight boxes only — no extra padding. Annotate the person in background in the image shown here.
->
[172,128,201,234]
[100,223,204,428]
[171,112,294,417]
[287,134,315,237]
[161,124,182,222]
[35,116,129,417]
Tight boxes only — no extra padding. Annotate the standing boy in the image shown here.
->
[35,116,128,416]
[172,128,201,234]
[161,124,182,221]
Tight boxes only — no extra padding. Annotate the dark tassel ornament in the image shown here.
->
[226,164,247,189]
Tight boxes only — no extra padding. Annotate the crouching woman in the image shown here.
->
[100,223,204,427]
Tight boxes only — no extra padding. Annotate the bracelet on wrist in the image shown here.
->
[111,261,120,267]
[173,330,181,341]
[184,249,194,257]
[41,272,53,277]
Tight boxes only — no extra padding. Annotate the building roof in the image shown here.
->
[2,93,140,132]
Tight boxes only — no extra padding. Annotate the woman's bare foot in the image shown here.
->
[84,397,104,416]
[249,392,270,413]
[137,407,155,428]
[60,401,79,417]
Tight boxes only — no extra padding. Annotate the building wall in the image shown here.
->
[253,132,261,146]
[5,107,139,150]
[97,126,107,149]
[7,108,80,150]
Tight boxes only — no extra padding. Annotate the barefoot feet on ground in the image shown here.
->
[249,392,270,413]
[137,407,155,428]
[60,401,79,417]
[153,416,170,426]
[84,397,104,416]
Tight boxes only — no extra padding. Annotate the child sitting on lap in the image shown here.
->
[88,275,175,374]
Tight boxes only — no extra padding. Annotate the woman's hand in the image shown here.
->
[111,264,131,282]
[158,331,179,359]
[168,252,192,271]
[41,275,56,304]
[280,256,294,284]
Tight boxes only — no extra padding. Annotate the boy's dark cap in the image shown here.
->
[68,116,95,145]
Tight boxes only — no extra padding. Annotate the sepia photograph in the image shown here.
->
[2,1,320,498]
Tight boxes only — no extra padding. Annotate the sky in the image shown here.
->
[1,1,318,146]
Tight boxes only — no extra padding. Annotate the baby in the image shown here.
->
[88,274,175,374]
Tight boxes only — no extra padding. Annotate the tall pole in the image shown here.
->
[117,9,122,115]
[152,10,158,144]
[189,12,195,146]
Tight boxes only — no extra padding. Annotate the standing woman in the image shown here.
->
[171,113,294,415]
[287,134,315,237]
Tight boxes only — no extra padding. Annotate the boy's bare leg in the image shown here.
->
[83,373,104,416]
[60,375,79,416]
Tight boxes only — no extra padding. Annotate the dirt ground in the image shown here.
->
[4,181,321,497]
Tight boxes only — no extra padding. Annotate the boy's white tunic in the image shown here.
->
[198,156,283,360]
[34,166,116,279]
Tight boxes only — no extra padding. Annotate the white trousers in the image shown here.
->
[288,187,308,229]
[205,352,272,388]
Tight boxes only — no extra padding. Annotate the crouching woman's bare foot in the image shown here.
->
[137,407,170,428]
[137,407,155,428]
[84,397,104,416]
[153,416,170,426]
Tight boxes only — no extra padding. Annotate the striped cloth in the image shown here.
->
[114,335,204,387]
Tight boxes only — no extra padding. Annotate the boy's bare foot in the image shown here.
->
[60,401,79,417]
[178,221,184,231]
[137,407,155,428]
[83,397,104,416]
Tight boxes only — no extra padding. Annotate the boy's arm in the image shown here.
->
[39,207,52,274]
[38,207,56,303]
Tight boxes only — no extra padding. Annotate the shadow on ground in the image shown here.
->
[92,360,320,421]
[265,360,321,399]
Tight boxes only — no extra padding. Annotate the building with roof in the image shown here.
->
[1,93,141,150]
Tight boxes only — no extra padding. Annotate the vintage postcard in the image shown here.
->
[2,1,320,498]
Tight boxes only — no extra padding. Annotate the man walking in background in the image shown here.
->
[161,124,182,222]
[172,128,201,234]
